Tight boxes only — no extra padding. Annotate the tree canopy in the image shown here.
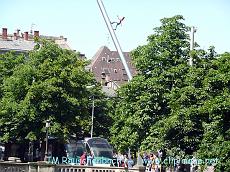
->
[110,15,230,170]
[110,15,190,152]
[0,40,108,143]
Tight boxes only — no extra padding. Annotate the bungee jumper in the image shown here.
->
[97,0,133,80]
[111,16,125,30]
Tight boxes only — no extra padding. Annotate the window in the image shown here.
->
[110,58,115,62]
[103,68,110,74]
[122,69,127,75]
[102,57,106,61]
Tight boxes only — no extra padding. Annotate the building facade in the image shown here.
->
[0,27,80,55]
[89,46,137,89]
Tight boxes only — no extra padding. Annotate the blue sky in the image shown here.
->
[1,0,230,58]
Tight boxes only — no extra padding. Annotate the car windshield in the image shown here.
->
[65,141,86,157]
[86,138,113,158]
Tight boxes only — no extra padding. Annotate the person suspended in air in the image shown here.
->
[111,16,125,30]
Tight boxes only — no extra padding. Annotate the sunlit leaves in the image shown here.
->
[0,40,96,142]
[110,15,230,170]
[111,15,190,153]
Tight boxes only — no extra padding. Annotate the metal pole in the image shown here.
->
[189,26,196,66]
[44,120,50,161]
[90,96,95,138]
[44,127,48,161]
[97,0,132,81]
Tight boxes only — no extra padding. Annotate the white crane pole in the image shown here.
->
[189,26,196,66]
[97,0,132,81]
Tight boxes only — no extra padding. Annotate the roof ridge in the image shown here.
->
[90,46,109,67]
[110,50,129,53]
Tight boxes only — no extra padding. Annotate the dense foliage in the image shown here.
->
[110,15,190,152]
[110,15,230,171]
[0,40,111,143]
[0,15,229,171]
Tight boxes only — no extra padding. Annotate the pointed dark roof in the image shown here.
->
[90,46,109,67]
[89,46,137,87]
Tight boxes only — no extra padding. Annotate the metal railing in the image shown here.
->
[0,162,28,172]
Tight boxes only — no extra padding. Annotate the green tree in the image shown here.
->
[0,52,26,98]
[0,40,102,143]
[197,52,230,171]
[110,15,191,153]
[111,14,230,171]
[143,48,230,170]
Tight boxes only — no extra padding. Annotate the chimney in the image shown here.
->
[2,28,7,39]
[24,32,28,40]
[16,29,20,37]
[34,31,39,38]
[13,33,17,40]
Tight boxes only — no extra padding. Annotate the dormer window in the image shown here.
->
[102,57,106,61]
[122,69,127,75]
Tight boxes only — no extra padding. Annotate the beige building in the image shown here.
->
[0,27,80,55]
